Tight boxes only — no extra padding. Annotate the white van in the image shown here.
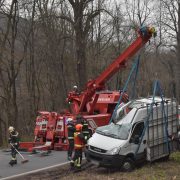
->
[86,97,179,171]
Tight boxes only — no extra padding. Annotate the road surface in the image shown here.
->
[0,150,68,179]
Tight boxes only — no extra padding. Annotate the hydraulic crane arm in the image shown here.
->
[95,28,155,86]
[67,26,156,113]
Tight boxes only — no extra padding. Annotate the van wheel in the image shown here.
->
[121,158,135,172]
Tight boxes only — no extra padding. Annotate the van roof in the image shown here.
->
[132,96,172,108]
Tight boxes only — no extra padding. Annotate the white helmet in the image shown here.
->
[8,126,14,133]
[73,85,77,89]
[66,118,73,123]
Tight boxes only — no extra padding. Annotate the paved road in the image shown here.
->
[0,150,68,179]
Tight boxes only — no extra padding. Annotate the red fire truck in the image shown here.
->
[19,26,156,151]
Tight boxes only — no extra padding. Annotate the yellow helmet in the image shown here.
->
[8,126,14,133]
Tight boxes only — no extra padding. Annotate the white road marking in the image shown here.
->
[0,161,69,180]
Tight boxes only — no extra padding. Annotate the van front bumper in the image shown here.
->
[85,149,125,168]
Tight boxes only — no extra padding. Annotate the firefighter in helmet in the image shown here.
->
[70,124,85,170]
[72,85,79,95]
[8,126,19,166]
[82,118,91,145]
[73,85,78,92]
[76,114,83,124]
[66,118,75,161]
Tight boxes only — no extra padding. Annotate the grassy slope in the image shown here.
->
[62,152,180,180]
[19,152,180,180]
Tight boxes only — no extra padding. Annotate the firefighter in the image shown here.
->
[73,85,78,92]
[76,114,83,124]
[8,126,19,166]
[72,85,79,95]
[82,119,91,145]
[70,124,85,170]
[67,118,75,161]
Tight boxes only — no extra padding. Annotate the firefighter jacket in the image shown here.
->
[82,121,90,141]
[67,122,75,140]
[9,131,19,145]
[74,131,85,149]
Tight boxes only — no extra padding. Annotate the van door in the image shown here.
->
[129,122,146,161]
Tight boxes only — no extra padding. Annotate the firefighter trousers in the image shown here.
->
[9,144,18,166]
[67,139,74,158]
[72,149,82,168]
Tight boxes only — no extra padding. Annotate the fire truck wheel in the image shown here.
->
[121,157,135,172]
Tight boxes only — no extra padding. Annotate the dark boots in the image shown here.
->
[9,159,17,166]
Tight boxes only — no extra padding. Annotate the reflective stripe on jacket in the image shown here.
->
[68,137,74,140]
[67,123,75,139]
[9,131,19,144]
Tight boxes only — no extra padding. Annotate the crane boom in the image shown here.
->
[95,30,152,86]
[67,26,156,113]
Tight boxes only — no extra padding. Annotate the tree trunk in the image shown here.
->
[0,120,2,146]
[176,2,180,103]
[76,33,87,89]
[10,1,19,128]
[73,2,87,89]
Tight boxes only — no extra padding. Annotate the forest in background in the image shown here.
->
[0,0,179,146]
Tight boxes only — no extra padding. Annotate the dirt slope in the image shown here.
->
[18,152,180,180]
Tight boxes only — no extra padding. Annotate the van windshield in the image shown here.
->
[96,123,131,140]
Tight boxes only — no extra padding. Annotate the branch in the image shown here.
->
[57,14,74,25]
[84,8,109,35]
[161,21,176,32]
[68,0,75,7]
[83,0,93,8]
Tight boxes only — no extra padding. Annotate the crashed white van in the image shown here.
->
[86,97,179,171]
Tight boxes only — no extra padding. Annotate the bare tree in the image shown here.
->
[36,0,71,111]
[58,0,104,89]
[176,1,180,102]
[156,0,180,102]
[124,0,154,27]
[0,0,26,140]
